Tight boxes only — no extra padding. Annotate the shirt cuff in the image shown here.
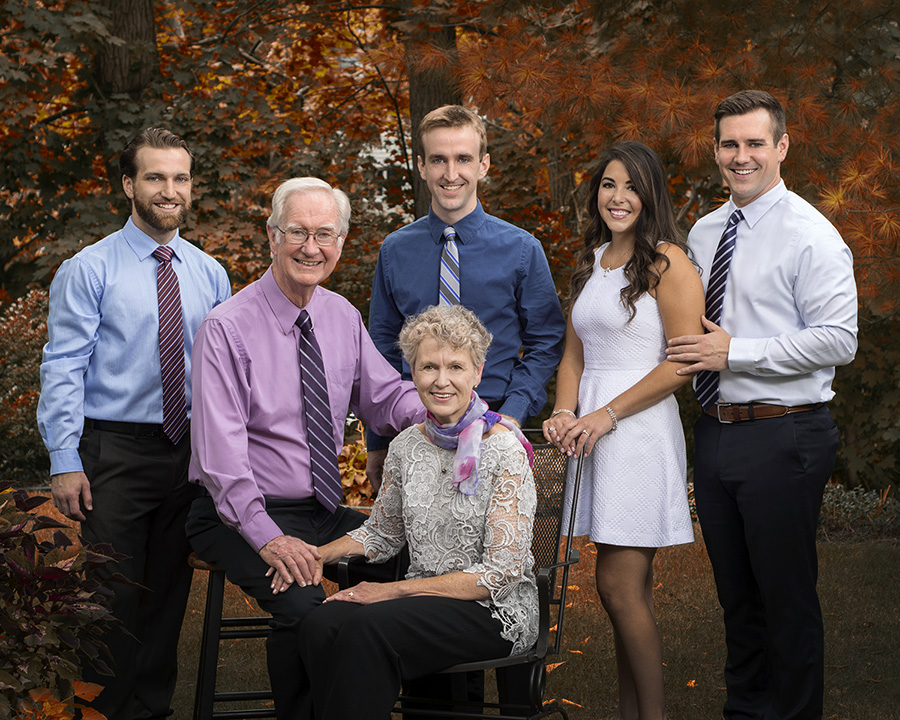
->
[727,337,766,374]
[243,512,287,554]
[49,448,84,477]
[497,397,529,426]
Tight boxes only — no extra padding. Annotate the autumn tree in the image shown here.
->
[1,0,898,487]
[0,0,416,303]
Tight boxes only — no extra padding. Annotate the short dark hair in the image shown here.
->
[714,90,786,145]
[417,106,488,159]
[119,127,195,179]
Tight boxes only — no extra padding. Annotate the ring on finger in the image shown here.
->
[581,430,590,437]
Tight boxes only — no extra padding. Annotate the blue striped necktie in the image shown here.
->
[295,310,342,512]
[695,209,744,410]
[153,246,188,444]
[439,226,461,305]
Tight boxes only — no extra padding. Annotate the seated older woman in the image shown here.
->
[295,304,538,720]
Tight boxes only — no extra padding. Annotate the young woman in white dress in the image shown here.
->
[543,142,704,720]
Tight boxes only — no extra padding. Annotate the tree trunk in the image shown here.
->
[95,0,160,188]
[547,145,577,226]
[405,23,462,218]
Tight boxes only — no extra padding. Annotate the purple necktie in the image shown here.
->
[296,310,342,512]
[695,209,743,410]
[153,246,188,443]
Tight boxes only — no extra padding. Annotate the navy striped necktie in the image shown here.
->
[153,246,188,443]
[439,226,461,305]
[296,310,342,512]
[695,209,744,410]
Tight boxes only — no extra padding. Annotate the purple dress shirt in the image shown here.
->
[189,268,424,551]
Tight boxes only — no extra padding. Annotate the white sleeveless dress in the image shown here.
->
[565,244,693,547]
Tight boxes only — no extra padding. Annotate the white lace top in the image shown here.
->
[349,426,539,655]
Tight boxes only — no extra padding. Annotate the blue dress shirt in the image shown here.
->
[37,218,231,475]
[368,202,565,448]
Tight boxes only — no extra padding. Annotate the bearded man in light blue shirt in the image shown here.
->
[37,128,231,720]
[667,91,858,720]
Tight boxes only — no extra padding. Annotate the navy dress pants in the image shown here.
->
[694,407,838,720]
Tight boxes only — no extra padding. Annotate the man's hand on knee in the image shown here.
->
[260,534,321,593]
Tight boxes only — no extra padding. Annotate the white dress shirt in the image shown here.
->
[689,181,858,405]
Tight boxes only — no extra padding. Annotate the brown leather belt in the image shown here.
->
[704,403,823,423]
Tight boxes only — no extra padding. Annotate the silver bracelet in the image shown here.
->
[550,408,576,419]
[604,405,618,431]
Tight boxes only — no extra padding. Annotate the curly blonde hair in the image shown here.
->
[398,305,492,369]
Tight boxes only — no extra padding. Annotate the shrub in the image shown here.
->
[0,481,119,718]
[12,683,105,720]
[819,482,900,540]
[0,289,50,488]
[830,309,900,491]
[340,417,375,506]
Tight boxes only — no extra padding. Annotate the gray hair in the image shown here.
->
[267,177,351,238]
[398,305,492,369]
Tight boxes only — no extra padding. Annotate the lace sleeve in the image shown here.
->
[463,436,537,603]
[347,442,406,563]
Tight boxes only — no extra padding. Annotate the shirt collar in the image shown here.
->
[122,216,185,262]
[426,200,488,245]
[260,267,322,335]
[728,180,787,230]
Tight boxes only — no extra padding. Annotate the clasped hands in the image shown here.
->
[262,534,399,604]
[262,534,322,594]
[542,409,612,457]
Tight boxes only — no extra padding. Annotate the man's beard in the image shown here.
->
[133,195,190,233]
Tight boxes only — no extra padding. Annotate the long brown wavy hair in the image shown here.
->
[567,141,690,321]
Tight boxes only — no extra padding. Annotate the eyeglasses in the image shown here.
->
[274,226,342,246]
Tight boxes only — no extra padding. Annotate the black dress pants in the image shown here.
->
[78,423,195,720]
[186,495,368,720]
[694,407,838,720]
[299,596,513,720]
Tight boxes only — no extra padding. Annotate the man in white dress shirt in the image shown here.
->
[666,90,858,720]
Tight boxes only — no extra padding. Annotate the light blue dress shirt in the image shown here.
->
[689,181,858,405]
[37,218,231,476]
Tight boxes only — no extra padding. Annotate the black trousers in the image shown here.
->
[186,495,369,720]
[299,596,513,720]
[78,423,196,720]
[694,407,839,720]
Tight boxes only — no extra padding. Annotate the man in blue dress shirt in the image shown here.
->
[37,128,231,720]
[366,105,565,713]
[366,105,565,484]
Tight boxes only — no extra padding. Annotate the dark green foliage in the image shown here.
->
[0,482,120,716]
[831,309,900,490]
[0,290,50,487]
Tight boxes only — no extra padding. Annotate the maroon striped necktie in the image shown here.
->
[153,246,188,443]
[295,310,342,512]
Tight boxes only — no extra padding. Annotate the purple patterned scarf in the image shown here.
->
[423,392,534,495]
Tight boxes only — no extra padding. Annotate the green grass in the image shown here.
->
[172,530,900,719]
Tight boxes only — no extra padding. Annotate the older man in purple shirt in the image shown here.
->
[187,177,424,719]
